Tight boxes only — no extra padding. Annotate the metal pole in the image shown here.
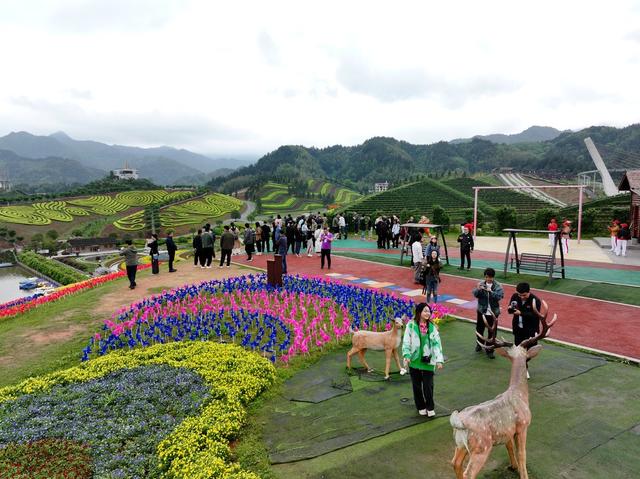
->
[577,186,583,244]
[473,187,478,240]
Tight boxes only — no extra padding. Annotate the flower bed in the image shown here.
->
[0,264,152,321]
[82,274,452,363]
[0,438,93,479]
[0,342,276,479]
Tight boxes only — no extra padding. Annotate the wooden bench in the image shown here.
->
[511,253,554,273]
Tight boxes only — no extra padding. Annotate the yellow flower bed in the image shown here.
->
[0,342,276,479]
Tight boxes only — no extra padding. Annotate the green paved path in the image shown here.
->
[264,320,640,478]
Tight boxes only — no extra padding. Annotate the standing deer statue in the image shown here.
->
[346,316,407,379]
[449,303,557,479]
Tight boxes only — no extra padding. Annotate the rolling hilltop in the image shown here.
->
[211,124,640,194]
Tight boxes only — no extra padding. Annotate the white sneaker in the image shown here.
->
[200,266,205,269]
[526,370,530,380]
[418,409,427,416]
[206,266,211,269]
[219,265,224,269]
[427,410,436,417]
[227,265,231,268]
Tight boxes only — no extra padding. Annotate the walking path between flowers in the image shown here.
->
[238,250,640,362]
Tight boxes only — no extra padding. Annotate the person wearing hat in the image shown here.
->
[616,223,631,256]
[402,302,445,417]
[561,220,572,255]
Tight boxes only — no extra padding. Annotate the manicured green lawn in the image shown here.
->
[249,320,640,479]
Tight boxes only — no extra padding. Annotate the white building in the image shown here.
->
[112,162,139,180]
[374,181,389,193]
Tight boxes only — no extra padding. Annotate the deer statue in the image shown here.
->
[347,316,407,379]
[449,302,557,479]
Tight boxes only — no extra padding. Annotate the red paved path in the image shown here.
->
[235,252,640,361]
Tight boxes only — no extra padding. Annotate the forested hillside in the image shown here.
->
[210,124,640,193]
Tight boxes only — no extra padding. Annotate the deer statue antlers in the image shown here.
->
[451,302,557,479]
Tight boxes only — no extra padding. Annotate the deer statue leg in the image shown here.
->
[346,347,358,369]
[451,447,467,479]
[515,430,529,479]
[358,350,372,372]
[393,347,402,369]
[464,450,491,479]
[384,348,392,379]
[505,438,519,471]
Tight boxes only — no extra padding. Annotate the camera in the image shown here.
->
[421,355,432,363]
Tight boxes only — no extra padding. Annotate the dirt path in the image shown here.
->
[94,262,250,316]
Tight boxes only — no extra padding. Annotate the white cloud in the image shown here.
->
[0,0,639,156]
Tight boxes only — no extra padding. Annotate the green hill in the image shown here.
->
[442,177,551,213]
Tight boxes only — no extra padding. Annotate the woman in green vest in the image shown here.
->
[402,302,444,417]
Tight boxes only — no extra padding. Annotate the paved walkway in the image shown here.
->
[238,251,640,361]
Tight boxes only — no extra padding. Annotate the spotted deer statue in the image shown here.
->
[449,302,556,479]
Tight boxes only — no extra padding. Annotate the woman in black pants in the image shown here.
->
[319,226,333,269]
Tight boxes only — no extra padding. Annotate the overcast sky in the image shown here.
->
[1,0,640,159]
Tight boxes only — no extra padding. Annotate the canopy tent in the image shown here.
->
[399,223,449,265]
[502,228,565,281]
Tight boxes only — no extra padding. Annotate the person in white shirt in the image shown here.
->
[338,214,347,240]
[411,233,424,265]
[314,227,323,254]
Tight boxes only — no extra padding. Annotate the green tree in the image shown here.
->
[534,207,560,230]
[431,205,450,231]
[495,206,518,232]
[46,229,59,240]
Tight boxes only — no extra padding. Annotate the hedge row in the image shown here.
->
[18,251,87,285]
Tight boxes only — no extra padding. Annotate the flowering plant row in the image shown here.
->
[82,274,453,363]
[0,264,152,321]
[0,342,276,479]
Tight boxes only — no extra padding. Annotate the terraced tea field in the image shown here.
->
[0,190,197,236]
[113,193,244,231]
[343,178,481,221]
[442,177,551,213]
[256,181,361,214]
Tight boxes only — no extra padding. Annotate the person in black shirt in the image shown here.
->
[508,282,543,378]
[457,227,474,270]
[147,233,159,274]
[165,231,178,272]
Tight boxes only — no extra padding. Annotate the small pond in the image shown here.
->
[0,266,40,303]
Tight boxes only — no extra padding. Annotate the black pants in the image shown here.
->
[194,248,202,266]
[393,234,400,248]
[201,247,213,266]
[168,251,176,271]
[220,249,232,266]
[245,244,254,260]
[126,265,137,287]
[476,311,498,353]
[460,248,471,269]
[409,367,434,411]
[321,248,331,269]
[256,240,263,253]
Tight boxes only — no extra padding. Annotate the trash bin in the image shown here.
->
[267,254,283,287]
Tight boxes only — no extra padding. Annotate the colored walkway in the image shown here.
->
[238,252,640,361]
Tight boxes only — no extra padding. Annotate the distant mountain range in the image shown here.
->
[450,126,566,144]
[0,131,252,186]
[210,123,640,193]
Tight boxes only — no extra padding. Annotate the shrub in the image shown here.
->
[431,205,450,231]
[535,207,561,230]
[18,251,87,285]
[495,205,518,232]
